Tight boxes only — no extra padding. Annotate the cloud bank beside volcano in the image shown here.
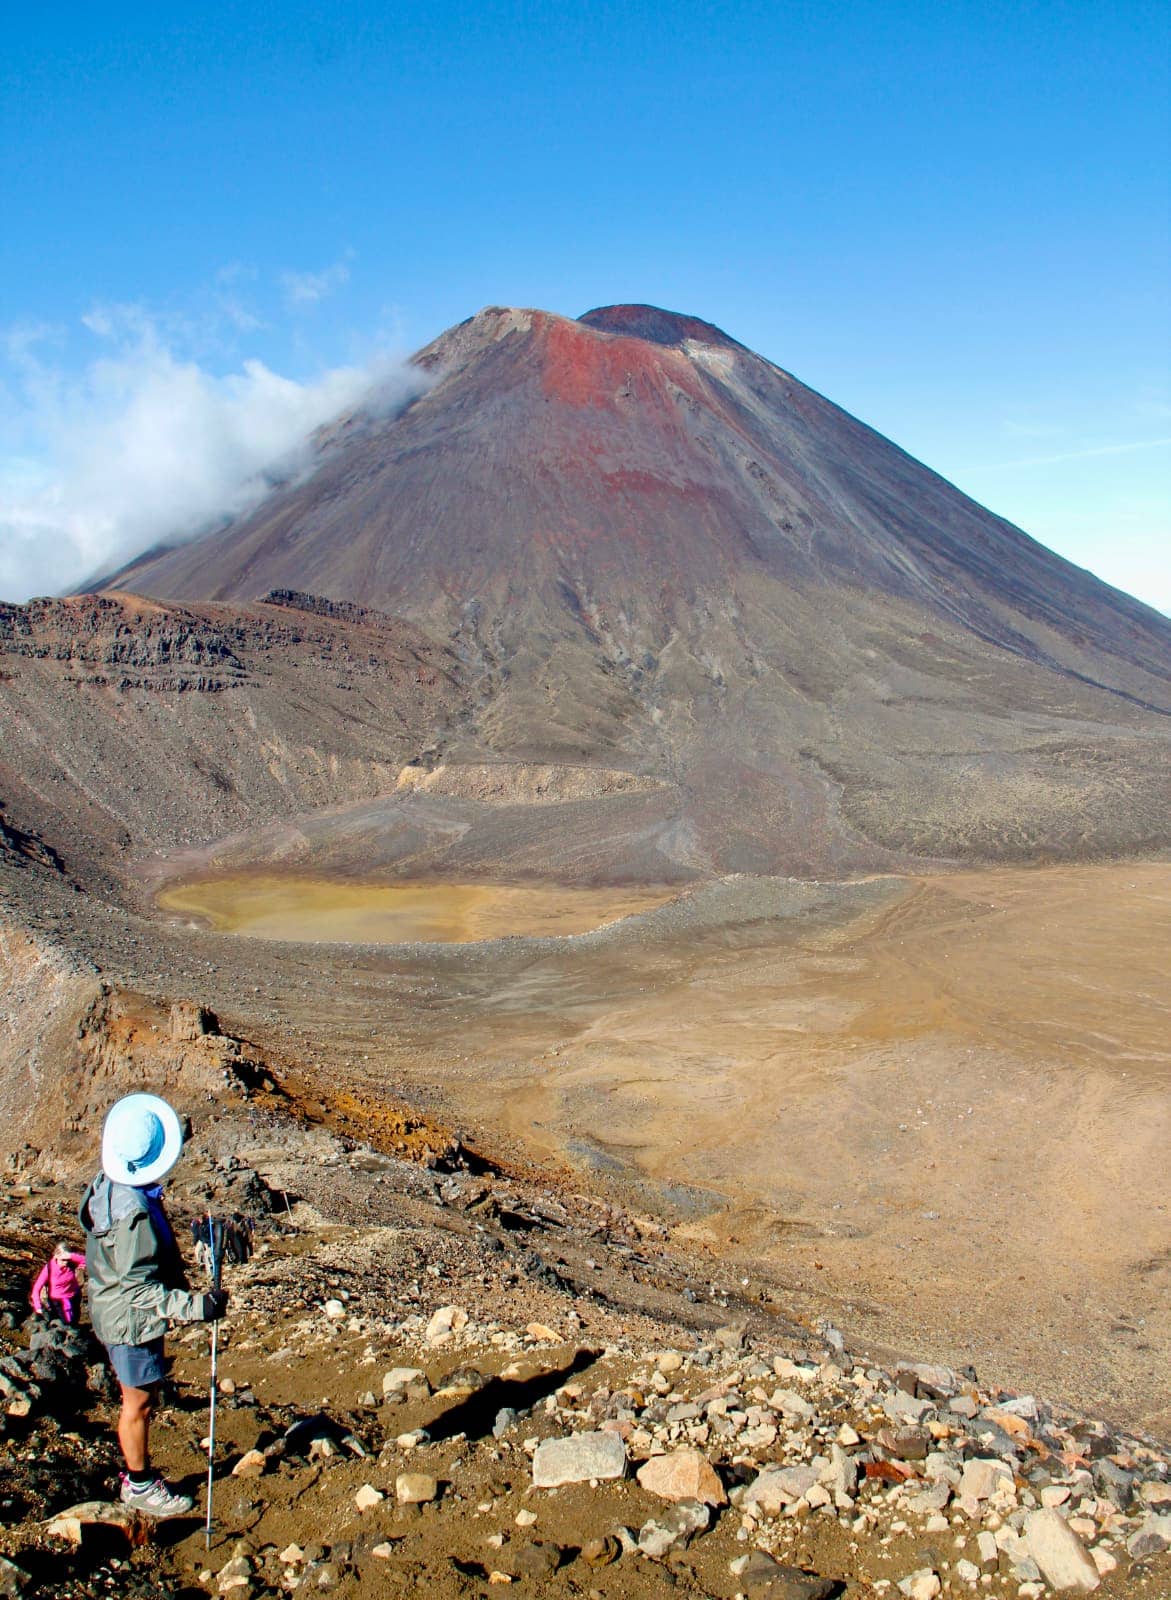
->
[0,310,424,603]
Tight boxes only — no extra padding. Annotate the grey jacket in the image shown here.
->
[78,1174,206,1348]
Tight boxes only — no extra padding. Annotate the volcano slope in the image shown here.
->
[105,301,1171,876]
[1,305,1170,1445]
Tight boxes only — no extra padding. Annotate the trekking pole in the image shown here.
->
[204,1215,223,1549]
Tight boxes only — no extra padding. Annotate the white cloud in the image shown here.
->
[0,307,426,603]
[280,257,352,308]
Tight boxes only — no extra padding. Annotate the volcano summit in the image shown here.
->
[101,302,1171,875]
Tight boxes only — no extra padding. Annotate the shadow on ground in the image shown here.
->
[427,1348,601,1442]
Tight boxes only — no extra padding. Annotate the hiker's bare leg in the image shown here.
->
[118,1383,154,1473]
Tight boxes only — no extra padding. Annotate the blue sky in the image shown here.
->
[2,0,1168,610]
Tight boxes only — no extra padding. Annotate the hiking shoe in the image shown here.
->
[119,1475,194,1518]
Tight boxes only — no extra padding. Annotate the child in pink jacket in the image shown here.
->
[31,1242,86,1324]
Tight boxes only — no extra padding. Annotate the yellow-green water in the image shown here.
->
[156,873,678,944]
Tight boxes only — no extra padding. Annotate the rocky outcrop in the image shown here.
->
[0,926,101,1161]
[0,923,275,1169]
[0,595,244,691]
[0,592,464,885]
[0,807,63,877]
[395,760,664,805]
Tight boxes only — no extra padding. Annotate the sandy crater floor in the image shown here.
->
[301,860,1169,1439]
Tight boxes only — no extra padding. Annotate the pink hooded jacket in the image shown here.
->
[31,1251,85,1311]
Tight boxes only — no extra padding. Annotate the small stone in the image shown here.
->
[955,1559,979,1586]
[581,1534,620,1567]
[323,1299,345,1320]
[525,1322,559,1342]
[217,1554,252,1594]
[981,1405,1032,1440]
[231,1449,266,1478]
[512,1541,561,1579]
[896,1570,941,1600]
[836,1423,861,1446]
[656,1351,684,1373]
[1126,1512,1171,1558]
[823,1442,858,1503]
[743,1463,820,1514]
[426,1304,468,1342]
[396,1472,438,1504]
[354,1484,385,1511]
[278,1545,304,1565]
[894,1361,959,1399]
[975,1530,998,1569]
[771,1388,815,1420]
[371,1543,397,1559]
[637,1499,709,1559]
[0,1556,29,1598]
[1090,1547,1117,1577]
[515,1508,537,1527]
[738,1549,835,1598]
[382,1366,427,1396]
[957,1457,1014,1506]
[884,1390,934,1424]
[1025,1508,1100,1592]
[42,1501,144,1547]
[531,1431,627,1488]
[637,1448,727,1507]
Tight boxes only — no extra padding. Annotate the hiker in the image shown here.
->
[79,1093,228,1518]
[192,1212,254,1272]
[30,1241,86,1324]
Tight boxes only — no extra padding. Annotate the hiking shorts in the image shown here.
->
[107,1337,167,1389]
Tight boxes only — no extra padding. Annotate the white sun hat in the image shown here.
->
[101,1093,185,1186]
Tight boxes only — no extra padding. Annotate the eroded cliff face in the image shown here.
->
[0,922,273,1171]
[0,926,102,1163]
[0,591,464,891]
